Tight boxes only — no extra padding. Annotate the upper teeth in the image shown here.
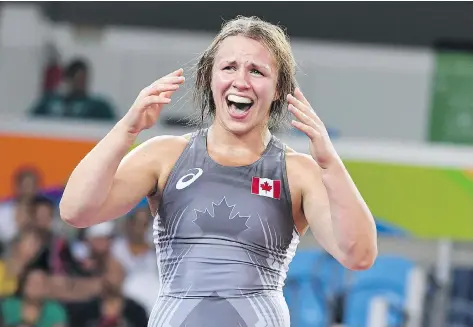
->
[227,95,252,104]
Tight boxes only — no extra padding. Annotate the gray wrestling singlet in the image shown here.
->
[150,129,300,327]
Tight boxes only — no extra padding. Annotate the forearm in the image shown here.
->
[60,120,136,227]
[50,277,102,302]
[321,158,377,269]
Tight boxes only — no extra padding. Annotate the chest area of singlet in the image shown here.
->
[158,156,294,249]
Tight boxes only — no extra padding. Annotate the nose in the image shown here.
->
[232,69,250,90]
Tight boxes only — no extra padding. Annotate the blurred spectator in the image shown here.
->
[75,221,117,277]
[0,168,41,249]
[16,197,103,302]
[66,260,148,327]
[0,228,46,297]
[28,195,83,277]
[111,208,156,275]
[1,268,67,327]
[45,222,118,302]
[30,58,116,121]
[122,270,160,315]
[32,195,55,234]
[42,43,63,94]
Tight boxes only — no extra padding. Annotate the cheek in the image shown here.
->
[253,80,278,103]
[37,208,52,221]
[211,71,232,93]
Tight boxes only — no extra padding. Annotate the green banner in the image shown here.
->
[428,50,473,145]
[345,160,473,240]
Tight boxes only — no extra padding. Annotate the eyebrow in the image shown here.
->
[222,60,272,73]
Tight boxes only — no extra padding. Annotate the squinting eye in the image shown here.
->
[223,66,236,71]
[251,69,262,75]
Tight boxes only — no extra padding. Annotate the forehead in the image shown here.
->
[215,35,276,69]
[17,173,37,183]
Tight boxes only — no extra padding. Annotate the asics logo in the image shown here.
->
[176,168,203,190]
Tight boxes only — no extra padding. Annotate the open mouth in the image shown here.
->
[226,94,254,119]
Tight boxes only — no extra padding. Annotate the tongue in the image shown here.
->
[229,103,250,118]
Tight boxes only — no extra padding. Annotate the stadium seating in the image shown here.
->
[284,249,345,327]
[285,251,420,327]
[343,255,415,327]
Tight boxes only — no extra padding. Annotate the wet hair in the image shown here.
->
[193,16,297,132]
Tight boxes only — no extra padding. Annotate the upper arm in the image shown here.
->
[95,135,188,222]
[288,152,346,263]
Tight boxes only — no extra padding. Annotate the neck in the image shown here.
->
[101,290,122,301]
[23,298,42,307]
[67,90,86,98]
[208,121,271,155]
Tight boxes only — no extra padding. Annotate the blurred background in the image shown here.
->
[0,2,473,327]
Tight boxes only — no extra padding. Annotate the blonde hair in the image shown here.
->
[193,16,297,131]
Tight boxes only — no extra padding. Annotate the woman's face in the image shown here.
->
[16,231,42,261]
[211,35,279,135]
[24,270,49,301]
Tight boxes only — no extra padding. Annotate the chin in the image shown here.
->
[219,113,261,136]
[223,121,255,135]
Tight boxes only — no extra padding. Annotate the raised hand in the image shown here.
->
[123,68,185,135]
[287,88,339,169]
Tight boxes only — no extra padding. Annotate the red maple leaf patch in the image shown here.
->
[261,181,272,192]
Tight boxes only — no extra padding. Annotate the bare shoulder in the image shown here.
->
[149,132,194,183]
[284,145,324,195]
[133,133,190,163]
[140,133,191,153]
[121,133,191,182]
[284,146,322,177]
[283,146,323,234]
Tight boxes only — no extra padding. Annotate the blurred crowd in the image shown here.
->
[30,49,117,122]
[0,168,159,327]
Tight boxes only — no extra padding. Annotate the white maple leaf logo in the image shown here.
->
[193,197,250,237]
